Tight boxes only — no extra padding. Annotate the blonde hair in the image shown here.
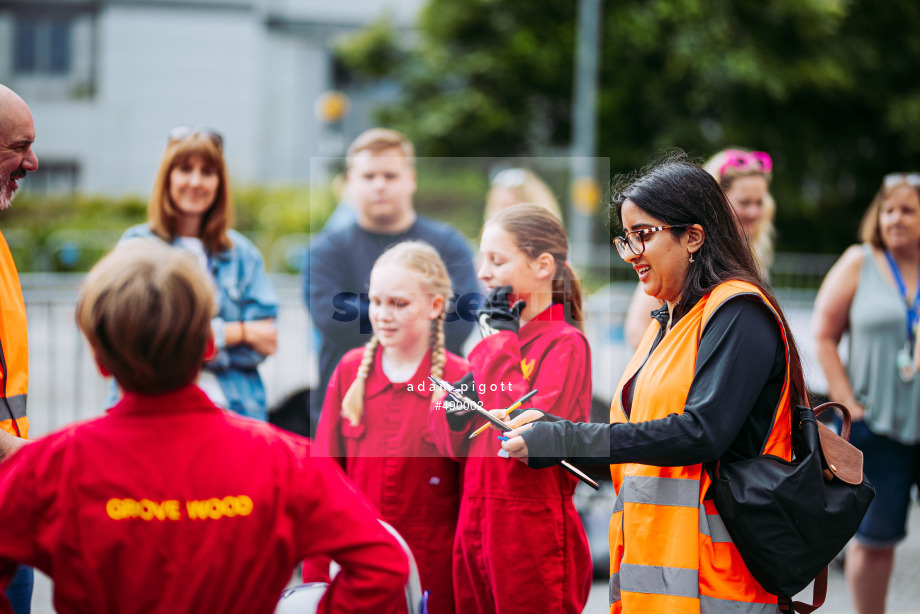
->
[704,149,776,271]
[345,127,415,170]
[149,133,234,254]
[484,168,563,221]
[340,241,451,426]
[859,178,920,248]
[486,204,584,332]
[77,239,215,394]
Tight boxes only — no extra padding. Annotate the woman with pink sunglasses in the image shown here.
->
[624,148,775,349]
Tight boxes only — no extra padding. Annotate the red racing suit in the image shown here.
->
[0,385,409,614]
[307,348,467,614]
[428,304,593,614]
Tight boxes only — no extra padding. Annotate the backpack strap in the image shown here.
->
[778,566,828,614]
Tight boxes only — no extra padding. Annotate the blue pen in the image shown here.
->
[497,435,510,441]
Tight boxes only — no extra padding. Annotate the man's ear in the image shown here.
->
[686,223,706,256]
[203,334,218,363]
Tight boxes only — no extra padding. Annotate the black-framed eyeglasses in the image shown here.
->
[168,125,224,151]
[612,225,690,260]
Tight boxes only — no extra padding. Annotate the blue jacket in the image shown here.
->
[110,225,279,419]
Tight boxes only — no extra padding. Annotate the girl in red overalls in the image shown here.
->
[305,241,467,613]
[428,204,593,614]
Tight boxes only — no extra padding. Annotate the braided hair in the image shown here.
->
[340,241,452,426]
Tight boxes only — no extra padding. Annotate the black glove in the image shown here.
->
[443,372,482,431]
[476,286,526,337]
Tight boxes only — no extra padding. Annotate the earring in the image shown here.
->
[688,251,695,264]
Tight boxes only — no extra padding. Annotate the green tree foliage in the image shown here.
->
[5,186,313,272]
[336,0,920,252]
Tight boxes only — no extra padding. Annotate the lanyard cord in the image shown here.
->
[883,250,920,345]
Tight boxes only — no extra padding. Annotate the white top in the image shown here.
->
[173,237,229,409]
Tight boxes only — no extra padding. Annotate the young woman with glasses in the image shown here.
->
[496,158,806,613]
[624,148,776,349]
[106,127,280,420]
[812,172,920,614]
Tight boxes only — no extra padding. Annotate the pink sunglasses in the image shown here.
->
[718,150,773,177]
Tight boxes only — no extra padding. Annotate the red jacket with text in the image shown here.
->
[428,304,593,614]
[307,348,467,614]
[0,385,409,614]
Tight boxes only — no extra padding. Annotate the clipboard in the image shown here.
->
[428,376,511,432]
[428,376,600,490]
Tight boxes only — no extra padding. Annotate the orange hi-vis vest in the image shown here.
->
[0,231,28,439]
[608,281,792,614]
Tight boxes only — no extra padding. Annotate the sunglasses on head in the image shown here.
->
[718,150,772,177]
[883,173,920,190]
[168,126,223,151]
[491,168,528,188]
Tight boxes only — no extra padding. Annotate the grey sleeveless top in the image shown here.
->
[847,244,920,443]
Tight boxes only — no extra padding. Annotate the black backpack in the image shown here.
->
[710,402,875,613]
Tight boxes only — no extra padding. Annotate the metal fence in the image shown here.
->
[23,273,317,439]
[21,250,832,439]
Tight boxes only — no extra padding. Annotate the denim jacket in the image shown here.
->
[108,225,280,419]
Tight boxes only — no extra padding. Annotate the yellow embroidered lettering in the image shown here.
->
[106,499,123,520]
[107,498,183,521]
[124,499,140,519]
[186,499,208,520]
[164,500,181,521]
[139,499,160,521]
[207,498,223,520]
[185,495,253,520]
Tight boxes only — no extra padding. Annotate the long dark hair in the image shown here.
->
[610,156,807,404]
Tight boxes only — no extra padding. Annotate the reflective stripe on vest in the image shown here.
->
[700,596,780,614]
[612,564,699,599]
[608,281,790,613]
[0,396,27,420]
[0,231,29,439]
[611,580,780,614]
[698,503,733,543]
[611,475,699,512]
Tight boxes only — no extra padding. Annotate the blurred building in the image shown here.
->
[0,0,422,196]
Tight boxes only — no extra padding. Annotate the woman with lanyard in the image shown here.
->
[813,172,920,614]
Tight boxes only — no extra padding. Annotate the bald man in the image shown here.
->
[0,84,39,614]
[0,87,38,212]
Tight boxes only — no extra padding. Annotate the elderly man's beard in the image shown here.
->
[0,168,28,210]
